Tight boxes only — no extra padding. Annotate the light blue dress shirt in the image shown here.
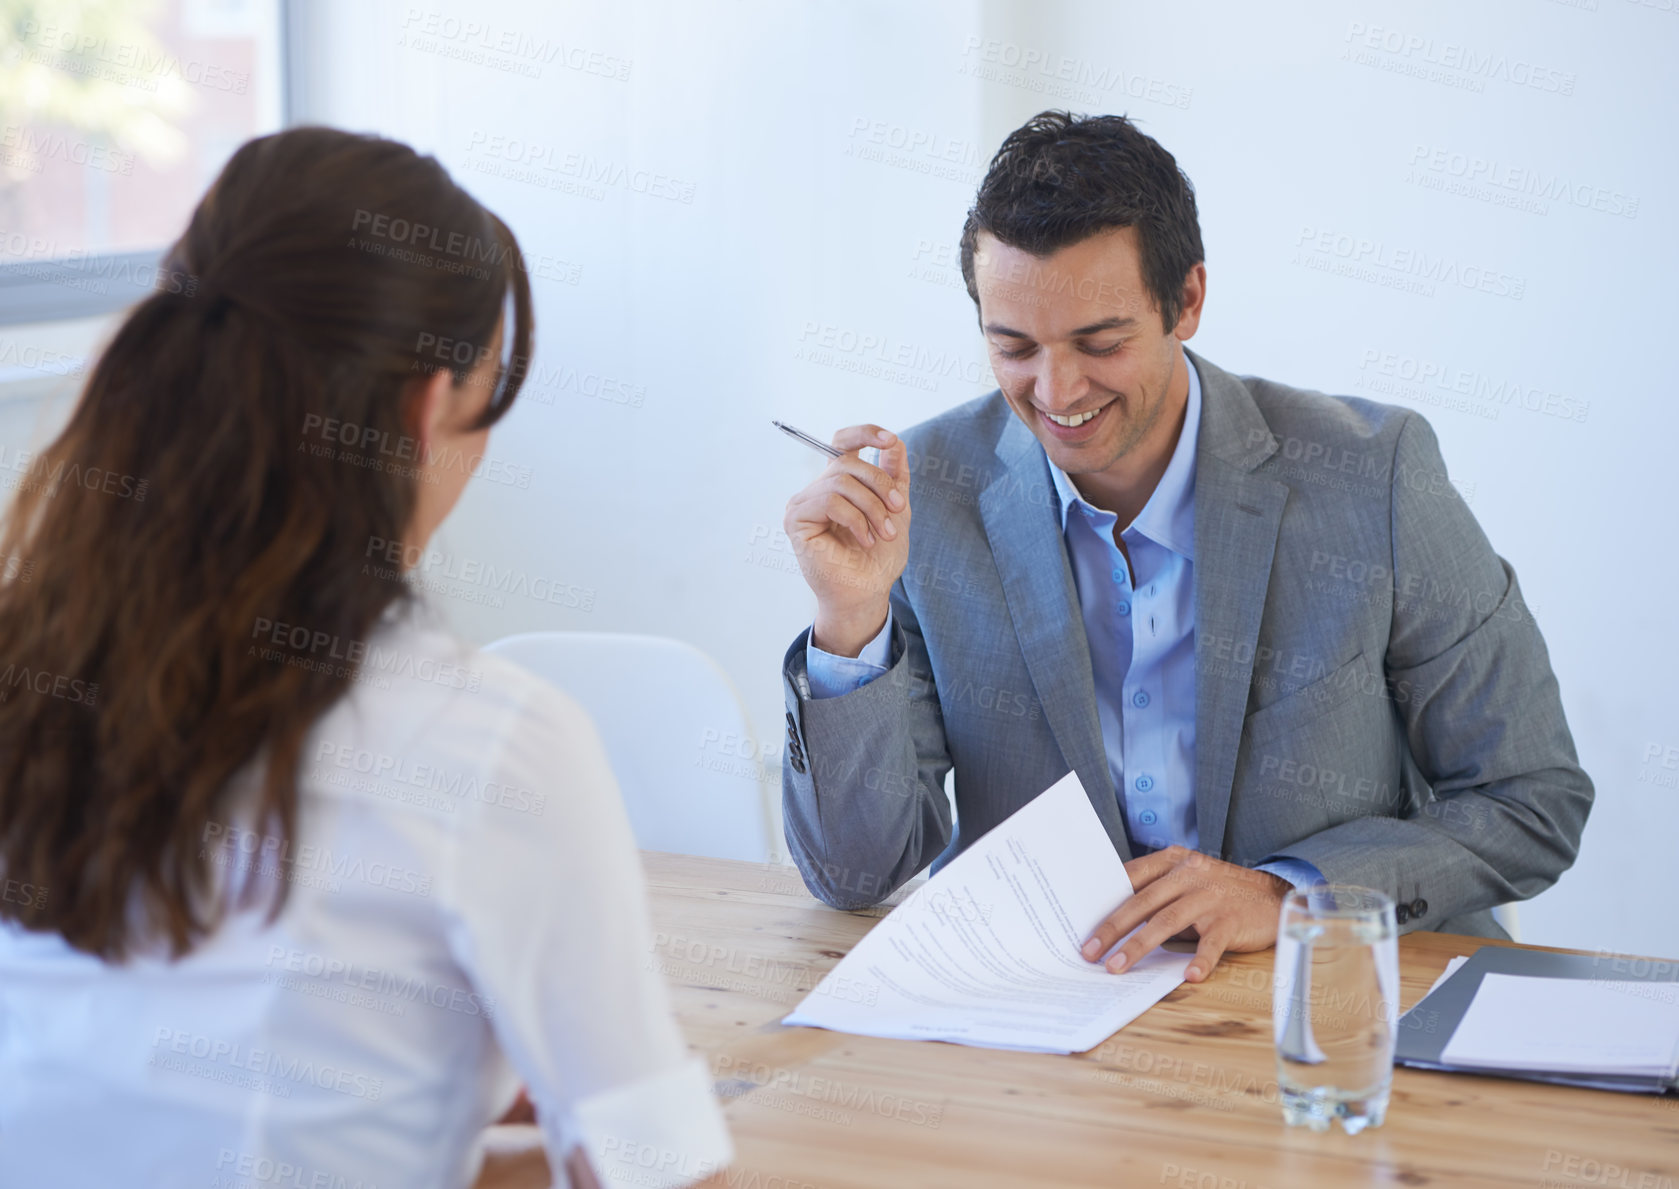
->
[805,352,1324,893]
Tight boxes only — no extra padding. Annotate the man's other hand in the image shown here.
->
[1079,846,1291,982]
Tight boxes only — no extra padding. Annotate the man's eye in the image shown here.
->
[994,343,1035,360]
[1084,340,1124,356]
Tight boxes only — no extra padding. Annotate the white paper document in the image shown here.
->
[782,772,1193,1053]
[1440,972,1679,1076]
[1416,955,1471,1006]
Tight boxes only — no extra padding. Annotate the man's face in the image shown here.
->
[973,226,1200,480]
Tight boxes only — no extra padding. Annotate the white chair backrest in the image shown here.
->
[482,631,772,862]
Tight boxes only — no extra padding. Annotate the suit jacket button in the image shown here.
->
[1411,898,1428,919]
[1395,903,1410,925]
[791,754,807,774]
[785,711,796,729]
[786,723,799,742]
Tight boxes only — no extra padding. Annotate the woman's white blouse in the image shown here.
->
[0,603,732,1188]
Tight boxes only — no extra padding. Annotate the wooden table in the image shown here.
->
[487,853,1679,1188]
[649,853,1679,1189]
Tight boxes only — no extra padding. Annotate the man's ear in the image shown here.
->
[1172,262,1208,341]
[403,365,456,459]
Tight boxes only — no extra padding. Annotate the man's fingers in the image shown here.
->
[1103,903,1196,975]
[1123,845,1192,893]
[825,472,897,541]
[830,423,896,455]
[827,455,906,514]
[818,491,875,547]
[1184,930,1228,983]
[877,432,910,489]
[1080,876,1181,962]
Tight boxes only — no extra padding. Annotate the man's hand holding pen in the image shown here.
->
[781,423,911,658]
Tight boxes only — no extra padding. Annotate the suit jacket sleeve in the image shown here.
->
[1267,411,1593,927]
[780,579,955,908]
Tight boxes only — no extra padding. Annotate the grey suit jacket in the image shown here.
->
[779,347,1593,938]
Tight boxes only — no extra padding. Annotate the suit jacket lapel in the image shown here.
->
[1187,348,1288,857]
[979,413,1131,860]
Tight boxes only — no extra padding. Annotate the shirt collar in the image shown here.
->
[1046,347,1201,560]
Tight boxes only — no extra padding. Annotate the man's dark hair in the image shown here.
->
[959,110,1204,333]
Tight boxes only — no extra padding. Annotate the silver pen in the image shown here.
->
[771,419,843,459]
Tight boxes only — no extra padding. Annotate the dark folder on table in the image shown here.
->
[1395,945,1679,1094]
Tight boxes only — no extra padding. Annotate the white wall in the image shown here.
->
[278,0,1675,956]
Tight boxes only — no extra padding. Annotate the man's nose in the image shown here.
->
[1034,351,1089,410]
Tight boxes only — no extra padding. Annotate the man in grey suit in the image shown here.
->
[778,111,1592,984]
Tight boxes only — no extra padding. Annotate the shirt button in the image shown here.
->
[1116,601,1131,616]
[1111,569,1125,584]
[1134,774,1153,792]
[1138,809,1158,826]
[1132,690,1150,709]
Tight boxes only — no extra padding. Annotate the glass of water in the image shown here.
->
[1273,885,1399,1134]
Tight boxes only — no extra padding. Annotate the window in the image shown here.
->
[0,0,286,325]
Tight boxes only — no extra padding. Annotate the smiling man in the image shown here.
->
[778,110,1592,982]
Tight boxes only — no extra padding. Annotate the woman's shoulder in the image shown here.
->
[360,601,590,724]
[311,603,607,814]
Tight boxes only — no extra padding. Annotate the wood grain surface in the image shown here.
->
[481,852,1679,1189]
